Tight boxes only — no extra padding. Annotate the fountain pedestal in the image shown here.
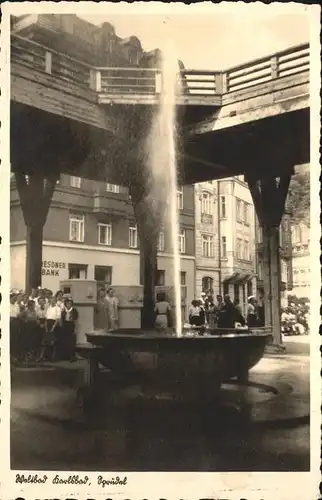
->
[76,329,270,408]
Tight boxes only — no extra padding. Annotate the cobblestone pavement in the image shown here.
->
[10,338,310,471]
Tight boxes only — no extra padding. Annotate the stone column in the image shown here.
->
[247,170,292,346]
[130,185,161,329]
[15,171,59,292]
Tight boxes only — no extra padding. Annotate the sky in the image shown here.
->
[78,8,310,70]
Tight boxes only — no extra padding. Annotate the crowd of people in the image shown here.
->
[10,288,79,363]
[10,285,119,363]
[10,285,309,361]
[153,291,265,331]
[187,293,264,330]
[281,301,310,335]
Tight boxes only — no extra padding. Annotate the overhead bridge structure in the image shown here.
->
[10,26,310,342]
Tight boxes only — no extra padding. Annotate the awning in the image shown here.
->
[223,272,253,284]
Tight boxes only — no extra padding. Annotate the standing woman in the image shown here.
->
[247,296,259,328]
[35,297,48,359]
[61,297,78,362]
[94,288,111,331]
[38,297,62,361]
[188,299,205,327]
[105,287,119,330]
[154,292,172,330]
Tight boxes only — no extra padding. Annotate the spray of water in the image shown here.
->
[145,37,182,336]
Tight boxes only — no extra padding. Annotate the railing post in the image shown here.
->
[155,72,162,94]
[45,51,52,74]
[270,55,279,79]
[90,69,101,92]
[215,73,223,94]
[222,72,228,93]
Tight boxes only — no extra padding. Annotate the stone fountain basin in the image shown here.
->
[83,328,270,383]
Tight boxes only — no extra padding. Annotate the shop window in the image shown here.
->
[68,264,88,279]
[94,265,112,285]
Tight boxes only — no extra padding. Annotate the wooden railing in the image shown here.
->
[224,43,309,93]
[11,34,309,97]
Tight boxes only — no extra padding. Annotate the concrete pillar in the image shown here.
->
[269,227,282,343]
[15,171,58,292]
[247,170,293,346]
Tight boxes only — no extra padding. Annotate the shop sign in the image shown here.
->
[41,261,66,277]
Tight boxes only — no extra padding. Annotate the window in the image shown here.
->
[129,223,138,248]
[201,234,214,258]
[177,186,183,210]
[220,195,226,218]
[258,226,263,243]
[258,262,263,280]
[243,240,250,261]
[179,230,186,254]
[98,223,112,246]
[158,231,165,252]
[68,264,87,279]
[236,199,242,222]
[244,202,249,224]
[69,213,84,242]
[236,238,242,259]
[221,236,227,258]
[180,271,187,286]
[94,265,112,285]
[156,270,165,286]
[223,282,229,296]
[70,176,81,188]
[202,276,213,293]
[106,183,120,194]
[201,192,212,215]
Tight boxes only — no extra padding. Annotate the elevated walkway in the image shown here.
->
[11,34,309,131]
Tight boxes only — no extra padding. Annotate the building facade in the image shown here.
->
[194,176,257,315]
[290,223,310,298]
[10,174,196,317]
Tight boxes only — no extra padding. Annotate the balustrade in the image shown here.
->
[11,34,309,98]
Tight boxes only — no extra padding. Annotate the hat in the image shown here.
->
[248,295,255,301]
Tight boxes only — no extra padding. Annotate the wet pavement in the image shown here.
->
[10,336,309,471]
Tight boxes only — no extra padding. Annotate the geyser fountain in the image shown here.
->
[144,40,182,334]
[77,35,271,403]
